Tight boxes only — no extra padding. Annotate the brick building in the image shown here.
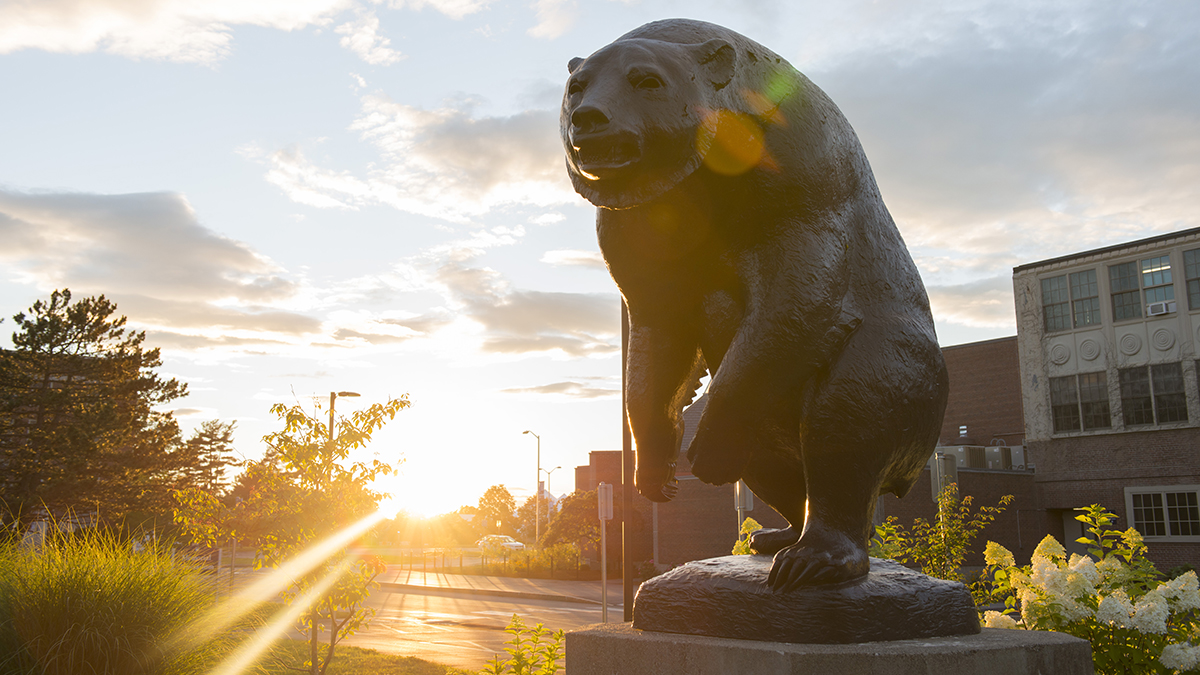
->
[1014,227,1200,572]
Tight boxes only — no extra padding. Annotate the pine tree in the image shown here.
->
[0,289,188,525]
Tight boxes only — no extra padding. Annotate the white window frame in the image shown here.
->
[1124,485,1200,542]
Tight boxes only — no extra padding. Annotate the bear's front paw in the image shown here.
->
[766,527,869,592]
[635,461,679,503]
[686,417,752,486]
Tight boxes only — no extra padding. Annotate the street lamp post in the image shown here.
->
[523,430,540,545]
[541,465,561,538]
[328,391,360,480]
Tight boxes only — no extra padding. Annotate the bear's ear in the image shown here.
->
[568,57,584,74]
[690,39,735,90]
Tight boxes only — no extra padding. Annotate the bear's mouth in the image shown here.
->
[572,133,641,179]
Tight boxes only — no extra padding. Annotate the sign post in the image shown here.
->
[735,480,754,538]
[598,482,613,623]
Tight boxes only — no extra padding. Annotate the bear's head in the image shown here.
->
[562,37,735,209]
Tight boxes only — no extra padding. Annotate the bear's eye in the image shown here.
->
[568,80,584,96]
[635,75,664,90]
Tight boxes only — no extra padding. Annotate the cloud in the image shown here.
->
[254,96,573,221]
[170,408,207,417]
[0,0,350,63]
[0,189,296,304]
[389,0,491,21]
[927,276,1017,329]
[527,0,576,39]
[336,11,404,65]
[540,249,604,269]
[434,255,620,356]
[0,187,329,349]
[501,380,618,398]
[810,2,1200,288]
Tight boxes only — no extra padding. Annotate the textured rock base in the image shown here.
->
[633,555,980,643]
[566,624,1095,675]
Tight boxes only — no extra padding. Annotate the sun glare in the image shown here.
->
[165,508,390,672]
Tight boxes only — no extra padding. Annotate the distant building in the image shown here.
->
[1014,226,1200,571]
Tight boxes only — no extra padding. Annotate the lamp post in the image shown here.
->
[523,430,540,545]
[542,465,562,494]
[329,391,360,480]
[541,465,561,535]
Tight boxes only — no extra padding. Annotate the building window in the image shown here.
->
[1050,376,1080,432]
[1126,486,1200,539]
[1042,276,1071,332]
[1110,261,1142,321]
[1142,255,1175,305]
[1070,269,1101,327]
[1079,372,1112,429]
[1042,270,1100,332]
[1185,249,1200,310]
[1050,372,1111,433]
[1119,362,1188,426]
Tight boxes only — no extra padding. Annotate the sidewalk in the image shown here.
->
[377,568,625,608]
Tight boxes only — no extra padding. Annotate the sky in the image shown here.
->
[1,0,1198,518]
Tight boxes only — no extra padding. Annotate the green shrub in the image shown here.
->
[870,483,1013,586]
[0,526,225,675]
[731,517,763,555]
[479,614,563,675]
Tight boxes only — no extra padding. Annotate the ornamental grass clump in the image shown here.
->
[0,525,225,675]
[976,504,1200,675]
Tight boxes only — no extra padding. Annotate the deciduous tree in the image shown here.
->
[477,484,516,535]
[176,395,409,675]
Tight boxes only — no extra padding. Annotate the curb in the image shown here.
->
[377,582,620,607]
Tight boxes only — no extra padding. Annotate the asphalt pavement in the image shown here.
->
[377,568,625,608]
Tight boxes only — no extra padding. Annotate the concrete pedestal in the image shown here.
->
[566,623,1094,675]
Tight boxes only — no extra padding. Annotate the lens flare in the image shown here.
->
[163,508,389,669]
[207,559,354,675]
[698,110,766,176]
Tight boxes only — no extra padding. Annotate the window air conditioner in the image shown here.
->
[1147,301,1176,316]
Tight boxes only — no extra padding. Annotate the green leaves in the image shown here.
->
[869,483,1014,585]
[1,289,191,525]
[175,394,410,675]
[481,614,565,675]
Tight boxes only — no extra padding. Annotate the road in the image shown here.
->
[344,586,606,670]
[291,569,625,671]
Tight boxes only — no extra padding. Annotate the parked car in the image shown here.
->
[476,534,526,551]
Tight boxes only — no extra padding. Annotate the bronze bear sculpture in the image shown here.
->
[561,19,948,590]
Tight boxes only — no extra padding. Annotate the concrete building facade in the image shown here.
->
[1014,227,1200,571]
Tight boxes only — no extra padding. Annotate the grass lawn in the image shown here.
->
[254,639,469,675]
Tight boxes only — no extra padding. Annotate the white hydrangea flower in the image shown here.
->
[1095,592,1133,628]
[1131,589,1169,634]
[1033,535,1067,562]
[983,611,1019,629]
[1065,571,1096,599]
[1161,572,1200,611]
[1031,554,1068,596]
[1067,553,1100,585]
[1161,643,1200,672]
[985,541,1016,568]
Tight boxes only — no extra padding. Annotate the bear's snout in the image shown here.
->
[570,105,610,136]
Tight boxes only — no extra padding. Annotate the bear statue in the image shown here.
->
[561,19,949,591]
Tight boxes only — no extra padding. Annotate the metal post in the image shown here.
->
[621,300,634,622]
[601,517,608,623]
[524,430,541,546]
[598,482,613,624]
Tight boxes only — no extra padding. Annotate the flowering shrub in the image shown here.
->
[976,505,1200,674]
